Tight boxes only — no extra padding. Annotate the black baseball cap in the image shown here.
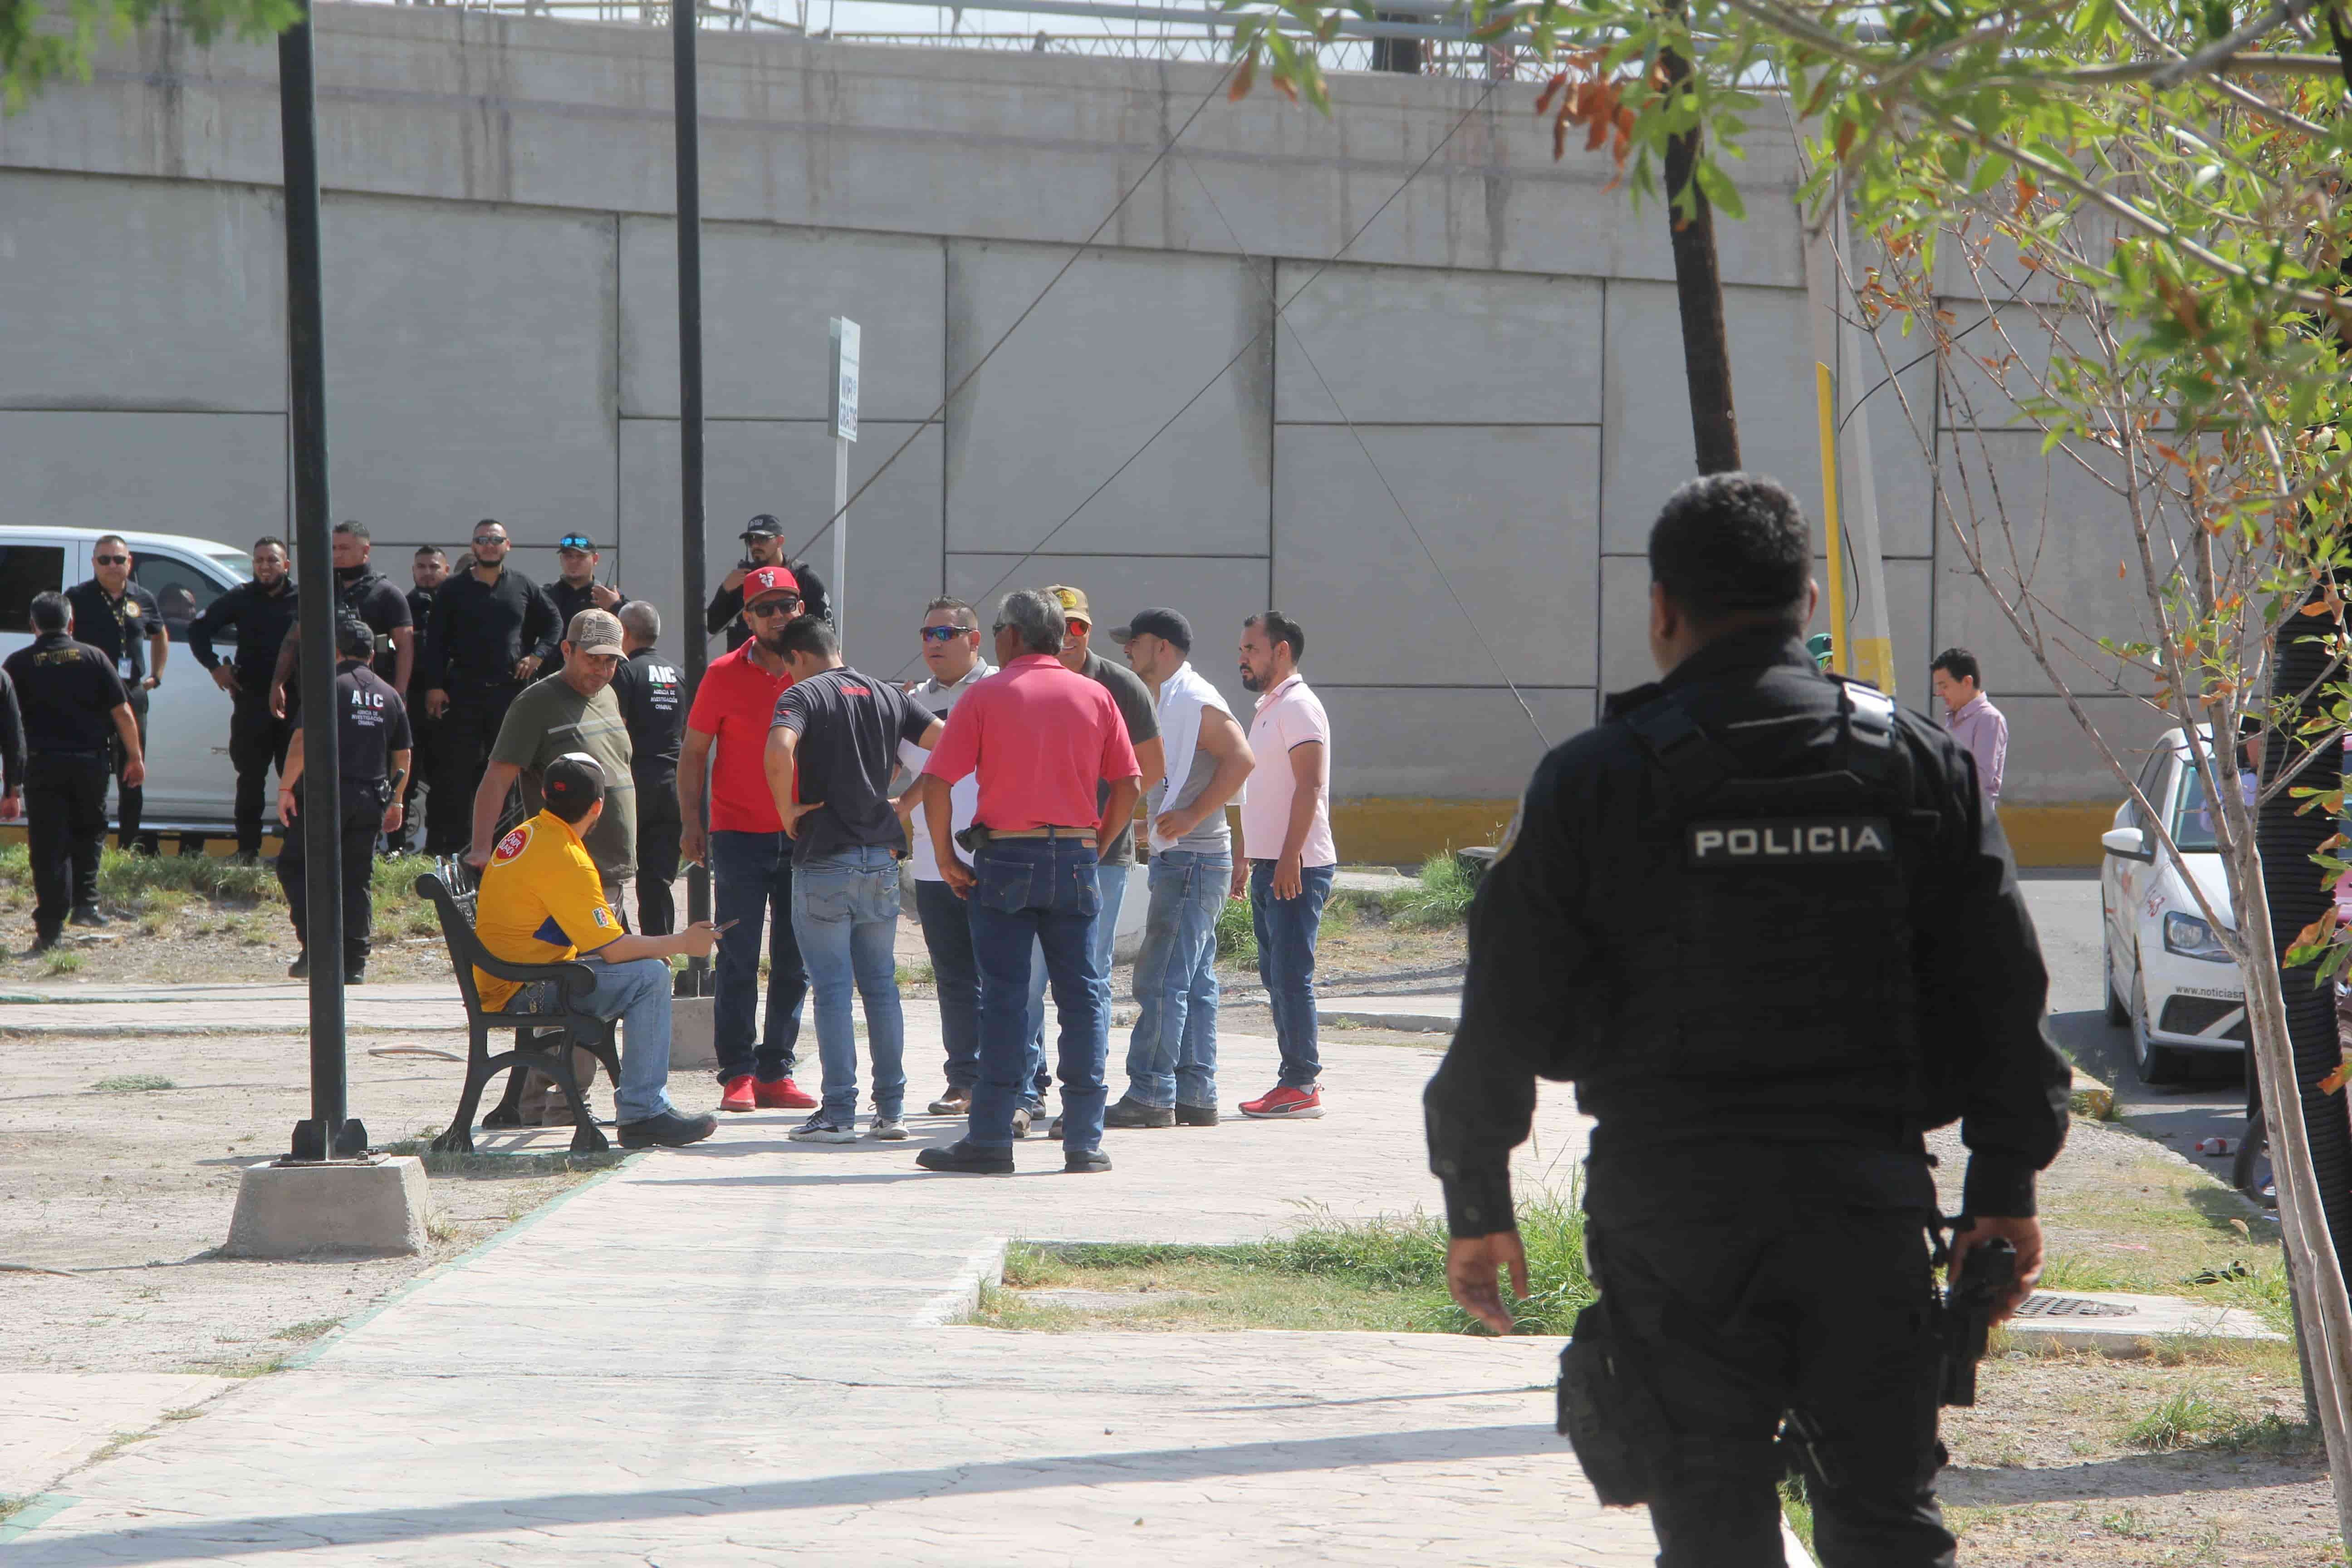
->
[335,615,376,660]
[557,533,597,553]
[741,514,784,540]
[1108,607,1192,652]
[543,752,607,816]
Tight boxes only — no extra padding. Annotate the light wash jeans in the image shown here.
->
[576,952,682,1124]
[1123,849,1228,1110]
[789,843,908,1122]
[1024,860,1128,1109]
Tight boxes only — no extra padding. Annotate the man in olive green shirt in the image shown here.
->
[467,609,638,897]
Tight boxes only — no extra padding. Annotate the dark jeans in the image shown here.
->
[635,780,681,936]
[1586,1145,1956,1568]
[967,837,1108,1152]
[276,781,386,968]
[708,828,808,1083]
[228,687,292,859]
[25,750,108,939]
[1249,859,1333,1088]
[426,686,519,856]
[112,685,149,850]
[915,877,981,1091]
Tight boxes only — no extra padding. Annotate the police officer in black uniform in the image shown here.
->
[706,515,830,652]
[1425,475,2070,1568]
[0,659,24,836]
[611,600,684,935]
[549,532,630,629]
[189,536,301,862]
[276,615,412,984]
[393,546,451,854]
[270,521,415,710]
[417,519,560,855]
[65,534,167,853]
[4,592,144,949]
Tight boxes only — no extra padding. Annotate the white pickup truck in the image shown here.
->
[1,524,256,838]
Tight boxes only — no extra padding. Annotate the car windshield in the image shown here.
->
[2175,762,2252,852]
[206,549,251,583]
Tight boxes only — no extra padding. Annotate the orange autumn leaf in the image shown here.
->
[2324,1058,2352,1095]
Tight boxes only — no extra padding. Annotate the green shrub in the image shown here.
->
[94,848,276,910]
[1215,897,1257,965]
[1383,852,1480,928]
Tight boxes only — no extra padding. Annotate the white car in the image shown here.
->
[0,525,254,837]
[2099,727,2247,1083]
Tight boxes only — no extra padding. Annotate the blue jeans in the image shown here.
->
[915,877,981,1092]
[1125,850,1228,1109]
[968,837,1108,1151]
[789,844,907,1122]
[709,829,808,1083]
[577,952,682,1124]
[1250,859,1333,1088]
[1023,860,1128,1107]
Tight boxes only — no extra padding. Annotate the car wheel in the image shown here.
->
[2102,915,2130,1026]
[2132,966,2188,1085]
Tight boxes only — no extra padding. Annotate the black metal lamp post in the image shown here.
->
[675,0,712,962]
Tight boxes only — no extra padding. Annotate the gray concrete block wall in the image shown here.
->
[0,5,2165,824]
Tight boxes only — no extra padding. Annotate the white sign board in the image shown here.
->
[829,317,860,443]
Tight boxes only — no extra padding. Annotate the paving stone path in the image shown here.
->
[8,1009,1784,1565]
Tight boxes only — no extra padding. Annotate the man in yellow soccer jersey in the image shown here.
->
[473,752,725,1148]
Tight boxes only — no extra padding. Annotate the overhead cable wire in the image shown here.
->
[907,78,1505,676]
[1180,150,1551,749]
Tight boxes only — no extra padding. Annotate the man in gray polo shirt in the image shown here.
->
[1108,608,1255,1127]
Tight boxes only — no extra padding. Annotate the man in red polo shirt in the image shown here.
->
[912,588,1142,1175]
[677,565,815,1113]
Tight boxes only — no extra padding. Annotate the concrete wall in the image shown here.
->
[0,5,2159,856]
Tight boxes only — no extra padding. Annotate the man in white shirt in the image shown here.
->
[1233,611,1338,1119]
[897,598,995,1114]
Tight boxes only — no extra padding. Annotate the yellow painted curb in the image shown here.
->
[2002,803,2114,869]
[1330,798,1518,868]
[2070,1067,2117,1122]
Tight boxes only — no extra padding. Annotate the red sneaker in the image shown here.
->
[756,1077,817,1109]
[719,1074,757,1113]
[1239,1085,1324,1119]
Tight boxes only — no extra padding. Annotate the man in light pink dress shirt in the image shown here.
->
[1931,647,2008,803]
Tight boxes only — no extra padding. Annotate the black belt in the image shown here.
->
[31,746,108,758]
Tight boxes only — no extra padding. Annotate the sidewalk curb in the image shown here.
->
[911,1236,1011,1328]
[2069,1068,2117,1122]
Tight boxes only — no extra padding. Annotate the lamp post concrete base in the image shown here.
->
[221,1155,430,1259]
[669,995,716,1073]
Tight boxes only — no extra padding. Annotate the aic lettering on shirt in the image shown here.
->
[350,688,387,710]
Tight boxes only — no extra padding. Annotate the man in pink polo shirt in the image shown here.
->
[911,588,1142,1176]
[1931,647,2009,805]
[677,565,815,1114]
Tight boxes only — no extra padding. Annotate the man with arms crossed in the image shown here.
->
[1107,608,1254,1127]
[763,617,943,1142]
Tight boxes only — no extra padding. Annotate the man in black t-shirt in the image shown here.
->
[270,521,414,713]
[417,520,561,855]
[276,616,412,984]
[5,592,145,948]
[613,601,684,935]
[762,616,941,1143]
[550,532,629,629]
[706,515,831,652]
[65,534,167,852]
[392,546,450,854]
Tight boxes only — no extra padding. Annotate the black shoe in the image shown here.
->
[68,906,109,928]
[1104,1097,1175,1129]
[1048,1114,1065,1140]
[617,1110,719,1149]
[1175,1103,1220,1127]
[288,950,310,979]
[1064,1148,1112,1173]
[343,967,366,985]
[30,930,60,955]
[916,1139,1015,1175]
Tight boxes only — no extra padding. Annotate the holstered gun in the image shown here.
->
[1938,1234,2016,1408]
[954,823,993,855]
[1557,1297,1671,1507]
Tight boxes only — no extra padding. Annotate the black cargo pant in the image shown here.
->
[1583,1142,1956,1568]
[228,686,292,859]
[277,782,386,970]
[426,685,519,856]
[25,750,110,941]
[390,710,436,855]
[112,684,149,851]
[634,772,681,936]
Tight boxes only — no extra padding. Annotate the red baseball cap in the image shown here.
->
[745,565,800,602]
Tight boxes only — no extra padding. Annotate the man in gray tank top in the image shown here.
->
[1105,609,1257,1127]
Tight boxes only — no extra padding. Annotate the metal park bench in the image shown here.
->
[415,872,622,1155]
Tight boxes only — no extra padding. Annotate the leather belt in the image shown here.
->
[987,825,1094,839]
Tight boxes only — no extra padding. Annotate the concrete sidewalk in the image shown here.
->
[1,1011,1765,1566]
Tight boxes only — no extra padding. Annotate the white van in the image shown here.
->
[0,525,254,838]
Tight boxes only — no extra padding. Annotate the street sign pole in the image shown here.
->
[828,317,859,647]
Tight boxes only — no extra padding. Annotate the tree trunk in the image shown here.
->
[1659,44,1740,475]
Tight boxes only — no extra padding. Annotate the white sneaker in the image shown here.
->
[870,1112,908,1141]
[789,1112,858,1144]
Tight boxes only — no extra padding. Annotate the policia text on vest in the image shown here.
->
[1687,818,1892,864]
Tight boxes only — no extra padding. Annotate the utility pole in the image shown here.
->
[675,0,710,979]
[1659,16,1740,474]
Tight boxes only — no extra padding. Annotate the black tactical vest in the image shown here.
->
[1579,670,1936,1144]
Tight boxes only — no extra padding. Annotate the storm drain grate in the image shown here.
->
[2012,1294,2138,1318]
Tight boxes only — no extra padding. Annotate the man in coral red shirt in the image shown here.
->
[677,566,815,1114]
[912,589,1142,1176]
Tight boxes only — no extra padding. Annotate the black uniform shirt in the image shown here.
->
[548,577,629,632]
[770,666,932,866]
[706,559,829,652]
[406,587,437,690]
[2,634,131,753]
[0,667,24,793]
[612,646,684,786]
[64,579,162,683]
[287,659,413,785]
[189,578,300,688]
[1424,631,2071,1237]
[419,566,560,691]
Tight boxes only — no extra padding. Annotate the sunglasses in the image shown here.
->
[919,625,974,643]
[94,554,129,565]
[472,536,508,547]
[746,598,801,619]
